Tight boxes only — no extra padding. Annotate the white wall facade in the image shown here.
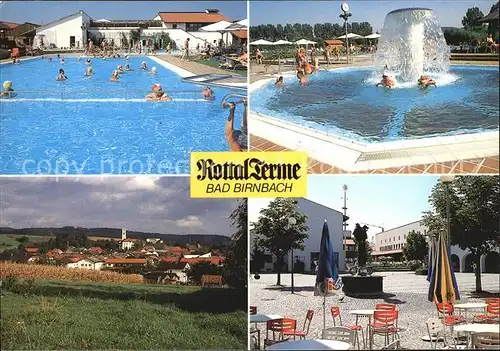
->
[374,220,500,273]
[37,12,91,49]
[374,221,427,253]
[66,259,103,270]
[88,28,136,45]
[290,198,346,272]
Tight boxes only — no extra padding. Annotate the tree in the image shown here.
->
[403,230,429,261]
[15,236,29,244]
[250,246,266,273]
[187,262,221,284]
[223,199,247,289]
[130,29,141,46]
[251,198,309,286]
[352,224,369,267]
[462,7,485,31]
[422,176,499,292]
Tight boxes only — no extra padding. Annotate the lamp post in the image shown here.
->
[288,216,297,294]
[339,3,352,64]
[439,176,455,247]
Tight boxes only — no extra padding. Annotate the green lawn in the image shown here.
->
[0,234,50,250]
[0,279,247,350]
[194,59,247,76]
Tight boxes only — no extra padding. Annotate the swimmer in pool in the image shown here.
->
[274,76,284,88]
[15,58,20,65]
[125,55,129,60]
[117,65,124,73]
[376,74,396,88]
[418,75,436,89]
[86,58,91,65]
[48,57,52,62]
[297,72,308,86]
[109,70,119,82]
[125,63,132,71]
[57,54,60,59]
[57,68,67,81]
[146,83,172,101]
[1,80,15,98]
[275,76,284,88]
[85,66,93,76]
[140,61,147,70]
[149,66,157,75]
[202,86,215,100]
[224,100,248,152]
[60,58,65,64]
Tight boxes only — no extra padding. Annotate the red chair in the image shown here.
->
[331,307,365,349]
[283,309,314,340]
[376,303,397,311]
[435,302,466,326]
[250,306,257,315]
[264,318,297,347]
[474,303,500,324]
[369,310,400,349]
[485,298,500,306]
[10,48,19,59]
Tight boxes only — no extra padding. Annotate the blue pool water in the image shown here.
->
[0,56,244,174]
[251,65,499,143]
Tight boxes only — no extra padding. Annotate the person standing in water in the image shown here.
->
[1,81,15,98]
[109,70,119,82]
[202,86,215,100]
[275,76,284,88]
[376,74,396,88]
[418,75,436,89]
[224,100,248,152]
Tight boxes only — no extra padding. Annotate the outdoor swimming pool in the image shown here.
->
[251,65,499,143]
[0,56,244,174]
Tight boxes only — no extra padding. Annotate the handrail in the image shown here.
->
[5,90,205,95]
[182,73,247,92]
[221,93,247,108]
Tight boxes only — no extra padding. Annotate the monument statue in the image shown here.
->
[353,223,369,268]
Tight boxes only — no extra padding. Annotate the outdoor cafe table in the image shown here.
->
[349,309,381,350]
[454,303,488,322]
[249,314,283,350]
[454,323,500,347]
[267,339,351,350]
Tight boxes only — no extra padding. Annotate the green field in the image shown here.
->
[0,234,50,250]
[1,279,247,350]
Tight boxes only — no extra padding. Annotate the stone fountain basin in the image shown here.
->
[342,275,384,298]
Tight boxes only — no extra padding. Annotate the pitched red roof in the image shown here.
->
[180,256,224,265]
[25,248,39,253]
[104,258,146,264]
[67,257,81,263]
[325,40,344,46]
[161,257,180,263]
[120,238,137,243]
[158,12,229,24]
[90,247,103,252]
[0,21,21,29]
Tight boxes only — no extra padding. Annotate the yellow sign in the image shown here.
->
[190,152,308,198]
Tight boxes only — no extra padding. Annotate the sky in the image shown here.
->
[0,1,247,25]
[248,175,440,242]
[0,177,237,236]
[250,0,495,31]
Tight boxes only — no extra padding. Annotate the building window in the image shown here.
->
[398,236,400,240]
[186,23,205,32]
[172,24,177,29]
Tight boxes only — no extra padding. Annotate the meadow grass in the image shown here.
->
[0,234,50,250]
[1,279,247,350]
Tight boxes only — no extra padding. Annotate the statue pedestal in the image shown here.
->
[342,275,384,298]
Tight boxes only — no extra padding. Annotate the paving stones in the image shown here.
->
[250,271,499,350]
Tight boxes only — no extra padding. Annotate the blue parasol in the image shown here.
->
[315,220,343,329]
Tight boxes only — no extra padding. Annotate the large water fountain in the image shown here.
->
[250,7,499,143]
[374,8,451,83]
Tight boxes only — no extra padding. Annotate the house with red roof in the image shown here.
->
[153,9,230,31]
[24,247,39,256]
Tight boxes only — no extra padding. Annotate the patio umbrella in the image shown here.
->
[426,236,437,282]
[199,20,233,47]
[336,33,362,39]
[364,33,381,39]
[249,39,274,45]
[315,220,343,329]
[225,19,248,30]
[427,231,460,336]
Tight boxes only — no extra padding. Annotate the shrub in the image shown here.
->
[409,262,422,271]
[415,268,428,275]
[2,274,18,291]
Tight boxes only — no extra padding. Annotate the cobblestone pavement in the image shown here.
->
[249,272,500,350]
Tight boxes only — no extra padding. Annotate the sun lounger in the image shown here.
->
[219,57,247,71]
